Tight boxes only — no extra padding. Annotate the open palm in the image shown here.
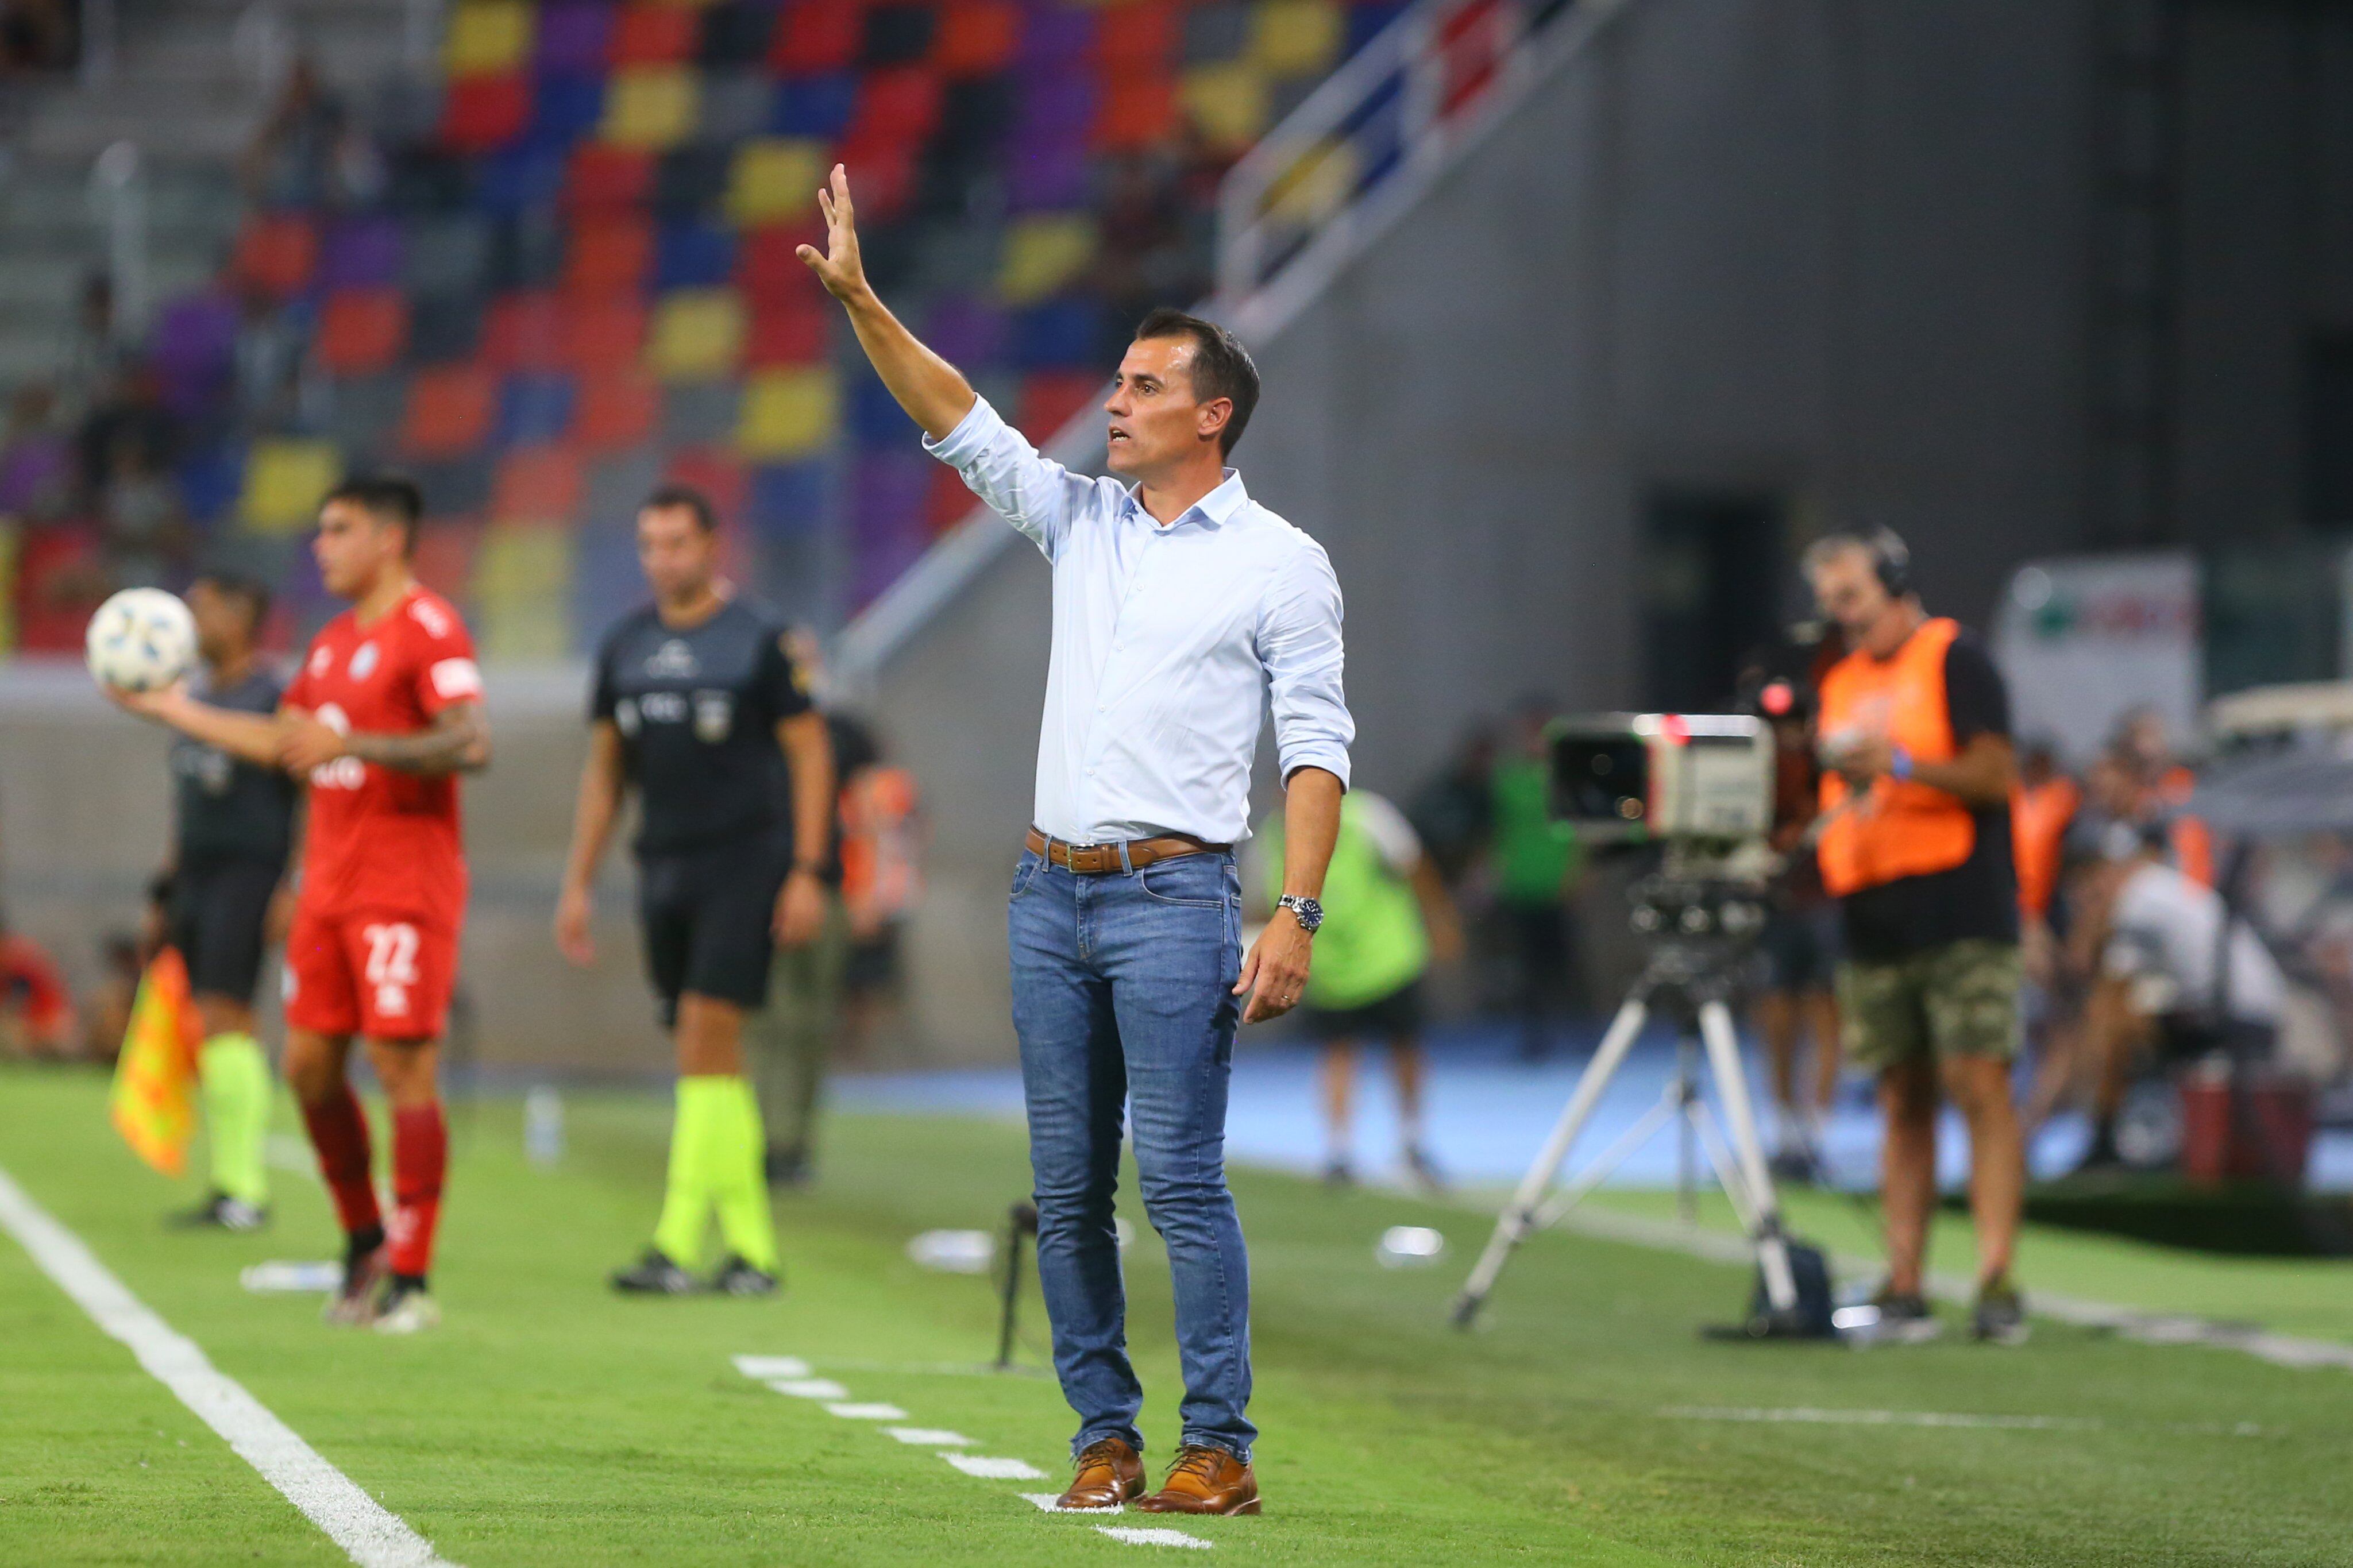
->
[796,163,866,300]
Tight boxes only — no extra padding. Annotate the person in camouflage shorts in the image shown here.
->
[1837,940,2023,1072]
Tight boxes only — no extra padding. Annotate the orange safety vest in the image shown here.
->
[2011,774,2080,918]
[1815,617,1977,897]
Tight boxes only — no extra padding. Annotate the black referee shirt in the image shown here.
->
[591,597,813,858]
[171,665,298,869]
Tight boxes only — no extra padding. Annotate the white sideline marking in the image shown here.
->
[1097,1526,1213,1549]
[1023,1492,1121,1515]
[825,1402,909,1420]
[0,1166,458,1568]
[767,1377,850,1400]
[944,1454,1047,1480]
[886,1428,976,1446]
[732,1355,811,1380]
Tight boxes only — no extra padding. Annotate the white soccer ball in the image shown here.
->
[85,588,198,693]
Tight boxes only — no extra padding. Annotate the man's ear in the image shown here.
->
[1198,396,1233,446]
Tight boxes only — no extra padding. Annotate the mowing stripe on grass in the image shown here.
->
[0,1165,458,1568]
[1553,1205,2353,1373]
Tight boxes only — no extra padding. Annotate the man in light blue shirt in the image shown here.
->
[805,165,1349,1517]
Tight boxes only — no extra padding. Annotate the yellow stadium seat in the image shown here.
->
[443,0,534,76]
[1249,0,1342,76]
[1266,137,1360,226]
[602,67,700,151]
[998,214,1098,306]
[238,438,342,534]
[648,288,747,380]
[1181,62,1270,150]
[736,368,839,460]
[473,523,574,661]
[724,138,830,227]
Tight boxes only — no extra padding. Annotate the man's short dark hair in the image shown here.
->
[192,570,272,635]
[641,482,718,531]
[322,473,423,553]
[1133,307,1260,457]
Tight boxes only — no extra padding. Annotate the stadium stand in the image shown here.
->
[0,0,1492,658]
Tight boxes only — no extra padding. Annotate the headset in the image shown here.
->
[1808,526,1912,598]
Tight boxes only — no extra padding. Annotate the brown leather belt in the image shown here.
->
[1025,827,1230,875]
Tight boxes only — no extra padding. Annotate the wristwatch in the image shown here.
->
[1276,894,1324,934]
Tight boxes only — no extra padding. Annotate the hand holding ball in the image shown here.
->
[86,588,198,693]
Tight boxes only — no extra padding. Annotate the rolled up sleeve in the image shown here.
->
[1260,539,1353,791]
[921,395,1092,562]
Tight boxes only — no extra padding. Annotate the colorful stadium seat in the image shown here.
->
[445,0,535,76]
[602,66,701,149]
[1251,0,1346,77]
[401,362,502,458]
[316,289,411,376]
[239,438,344,533]
[998,213,1098,305]
[571,369,664,451]
[232,214,318,299]
[724,137,829,226]
[491,443,586,522]
[649,287,747,379]
[737,366,839,459]
[441,71,533,152]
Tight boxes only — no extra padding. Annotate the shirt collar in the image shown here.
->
[1122,469,1249,532]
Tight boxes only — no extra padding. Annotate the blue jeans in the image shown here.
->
[1006,847,1253,1463]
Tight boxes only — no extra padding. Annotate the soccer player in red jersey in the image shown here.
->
[109,476,489,1333]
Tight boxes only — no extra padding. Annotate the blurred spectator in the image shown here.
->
[1406,724,1496,887]
[81,932,144,1066]
[76,362,180,499]
[96,431,192,588]
[2112,707,2213,887]
[2062,825,2288,1172]
[233,292,308,430]
[0,913,78,1059]
[0,383,75,522]
[240,55,383,210]
[1094,151,1203,360]
[1260,789,1463,1190]
[1490,695,1584,1059]
[55,272,128,422]
[837,727,923,1064]
[0,0,76,74]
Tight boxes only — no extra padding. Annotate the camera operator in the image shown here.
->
[1803,529,2026,1345]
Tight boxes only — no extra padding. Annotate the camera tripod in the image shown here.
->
[1452,875,1803,1328]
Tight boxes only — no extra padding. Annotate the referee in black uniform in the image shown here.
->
[163,573,299,1230]
[557,484,835,1294]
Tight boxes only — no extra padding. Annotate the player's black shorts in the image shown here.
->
[637,827,791,1027]
[1296,978,1426,1042]
[168,856,281,1003]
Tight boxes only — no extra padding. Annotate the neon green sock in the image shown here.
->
[707,1076,779,1274]
[652,1077,720,1266]
[197,1033,271,1207]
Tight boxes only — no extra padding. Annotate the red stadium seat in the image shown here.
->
[563,144,655,214]
[483,291,568,372]
[401,364,500,459]
[735,220,830,302]
[927,464,975,532]
[441,71,533,153]
[571,370,662,451]
[564,214,655,295]
[831,133,916,219]
[232,214,318,299]
[1017,370,1102,443]
[562,294,651,373]
[664,445,748,524]
[1094,1,1176,72]
[770,0,865,74]
[410,520,483,601]
[491,443,586,522]
[315,288,411,375]
[936,0,1019,76]
[610,2,699,65]
[1093,75,1178,150]
[849,65,943,143]
[745,293,830,367]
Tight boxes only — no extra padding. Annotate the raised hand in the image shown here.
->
[796,163,866,302]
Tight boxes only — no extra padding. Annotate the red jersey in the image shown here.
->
[281,585,481,922]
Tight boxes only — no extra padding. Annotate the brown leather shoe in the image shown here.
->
[1054,1437,1144,1511]
[1131,1445,1260,1515]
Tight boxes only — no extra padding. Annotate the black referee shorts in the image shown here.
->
[637,828,791,1028]
[168,857,281,1005]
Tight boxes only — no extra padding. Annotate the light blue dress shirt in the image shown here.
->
[925,395,1354,845]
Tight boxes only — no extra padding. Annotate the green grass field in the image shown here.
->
[5,1064,2352,1566]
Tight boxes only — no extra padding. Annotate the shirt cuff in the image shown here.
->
[1279,746,1352,793]
[921,395,1001,469]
